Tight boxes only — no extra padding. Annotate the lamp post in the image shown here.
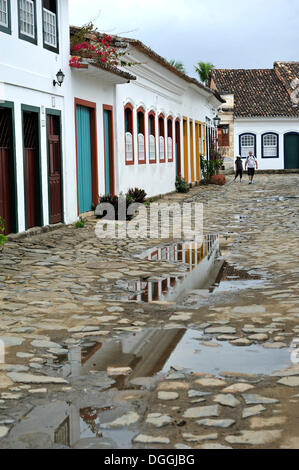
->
[53,69,65,87]
[213,115,221,128]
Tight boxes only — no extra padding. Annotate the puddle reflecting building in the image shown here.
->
[127,235,221,302]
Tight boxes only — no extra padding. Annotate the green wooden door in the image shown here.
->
[285,133,299,169]
[76,105,92,213]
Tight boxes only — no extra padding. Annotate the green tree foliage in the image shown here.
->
[194,62,214,85]
[169,59,186,74]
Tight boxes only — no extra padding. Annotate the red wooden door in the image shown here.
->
[48,115,62,224]
[0,148,10,235]
[0,109,11,235]
[24,112,39,229]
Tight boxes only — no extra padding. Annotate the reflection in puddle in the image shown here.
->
[112,235,262,303]
[8,328,292,449]
[62,328,290,381]
[62,328,185,388]
[114,235,223,302]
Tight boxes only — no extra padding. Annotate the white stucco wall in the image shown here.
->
[0,0,70,231]
[234,118,299,170]
[115,48,220,197]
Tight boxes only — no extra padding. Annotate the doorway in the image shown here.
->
[103,105,115,196]
[284,132,299,169]
[47,111,63,224]
[0,103,17,234]
[22,106,42,230]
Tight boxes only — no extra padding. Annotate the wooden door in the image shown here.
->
[76,105,92,213]
[24,111,41,229]
[175,120,181,177]
[285,133,299,169]
[48,114,62,224]
[0,108,11,234]
[104,107,115,196]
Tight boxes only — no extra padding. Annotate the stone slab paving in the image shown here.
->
[0,174,299,449]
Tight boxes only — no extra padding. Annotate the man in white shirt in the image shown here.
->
[245,151,258,184]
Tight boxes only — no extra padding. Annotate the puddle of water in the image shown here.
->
[112,235,262,304]
[60,327,291,382]
[161,329,291,376]
[6,328,292,449]
[113,236,225,303]
[7,401,136,449]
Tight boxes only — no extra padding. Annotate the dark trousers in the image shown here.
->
[235,169,243,179]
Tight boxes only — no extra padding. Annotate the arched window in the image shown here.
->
[239,133,256,159]
[262,133,279,158]
[148,111,156,164]
[159,114,165,163]
[167,117,173,162]
[124,104,134,165]
[137,107,146,164]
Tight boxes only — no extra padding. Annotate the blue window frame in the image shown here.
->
[262,132,279,158]
[239,133,257,159]
[0,0,11,34]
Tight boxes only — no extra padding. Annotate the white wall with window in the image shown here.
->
[235,118,299,170]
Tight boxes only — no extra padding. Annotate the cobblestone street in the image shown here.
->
[0,174,299,449]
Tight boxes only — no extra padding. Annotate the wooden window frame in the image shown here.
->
[103,104,115,196]
[124,103,135,166]
[137,106,146,165]
[167,116,174,162]
[158,113,166,163]
[148,110,156,164]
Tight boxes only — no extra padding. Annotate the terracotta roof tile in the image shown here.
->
[210,65,299,117]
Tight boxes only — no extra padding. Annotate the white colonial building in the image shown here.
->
[0,0,70,235]
[0,0,223,235]
[209,63,299,171]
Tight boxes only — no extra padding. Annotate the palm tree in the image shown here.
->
[169,59,186,74]
[194,62,214,85]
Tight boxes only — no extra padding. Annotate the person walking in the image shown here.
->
[234,156,243,182]
[245,151,258,184]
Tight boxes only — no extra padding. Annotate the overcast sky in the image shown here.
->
[69,0,298,77]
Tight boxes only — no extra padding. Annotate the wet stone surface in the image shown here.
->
[0,174,299,449]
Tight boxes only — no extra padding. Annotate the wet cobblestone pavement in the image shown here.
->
[0,174,299,449]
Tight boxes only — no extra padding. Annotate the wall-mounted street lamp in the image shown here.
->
[53,69,65,87]
[213,115,221,128]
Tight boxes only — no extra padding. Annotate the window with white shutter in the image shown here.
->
[125,132,133,162]
[149,113,156,163]
[240,133,256,159]
[159,136,165,161]
[159,115,165,163]
[125,105,134,165]
[167,118,173,162]
[138,134,145,162]
[19,0,36,42]
[262,133,278,158]
[137,108,146,163]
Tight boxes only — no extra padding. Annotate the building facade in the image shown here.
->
[0,1,222,236]
[0,0,70,234]
[209,63,299,171]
